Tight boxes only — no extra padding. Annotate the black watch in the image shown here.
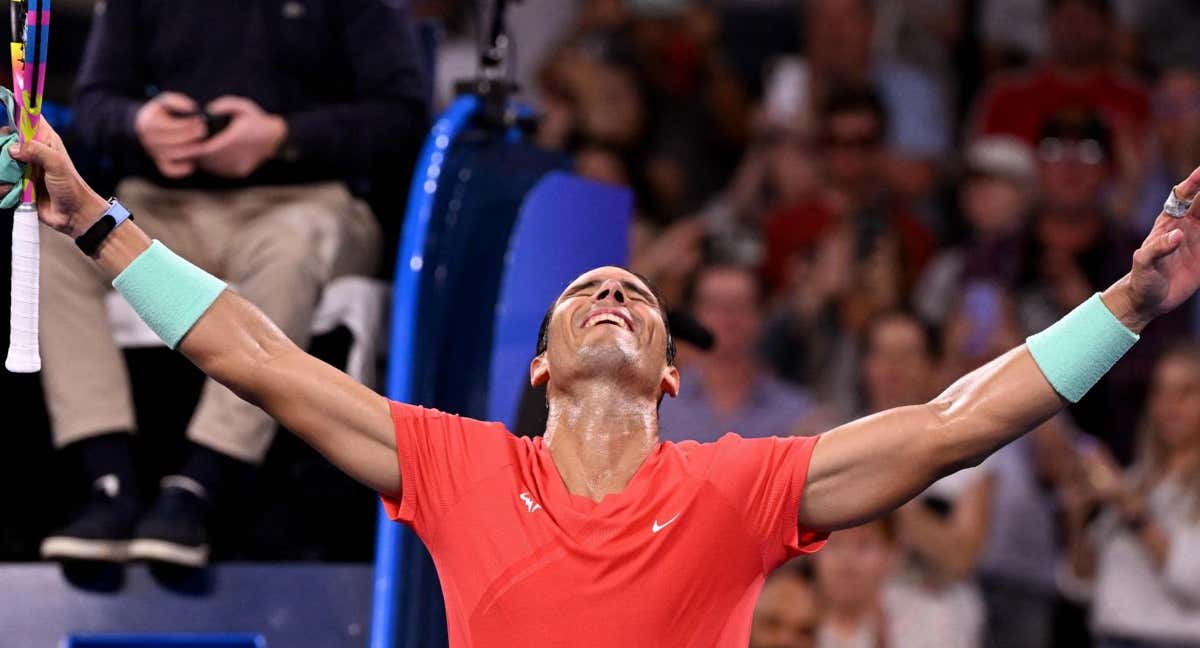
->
[75,197,134,257]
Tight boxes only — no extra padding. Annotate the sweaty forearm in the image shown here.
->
[924,346,1062,472]
[801,349,1055,531]
[90,217,289,404]
[88,220,399,492]
[179,292,399,494]
[929,284,1144,470]
[802,287,1139,531]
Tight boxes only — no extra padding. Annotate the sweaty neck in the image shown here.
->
[543,378,661,503]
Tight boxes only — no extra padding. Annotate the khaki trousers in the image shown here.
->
[39,178,381,464]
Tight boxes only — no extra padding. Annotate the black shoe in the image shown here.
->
[128,477,212,568]
[41,474,138,563]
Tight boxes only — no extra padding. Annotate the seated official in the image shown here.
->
[38,0,429,568]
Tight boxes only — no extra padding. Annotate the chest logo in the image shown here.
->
[652,512,681,533]
[519,492,543,513]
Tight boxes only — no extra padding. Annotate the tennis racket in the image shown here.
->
[5,0,48,373]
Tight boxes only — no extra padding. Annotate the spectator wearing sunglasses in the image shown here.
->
[1018,109,1190,460]
[1016,108,1127,342]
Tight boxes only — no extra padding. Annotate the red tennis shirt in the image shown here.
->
[380,401,828,647]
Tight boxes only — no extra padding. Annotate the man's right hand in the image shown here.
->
[9,119,109,238]
[134,92,207,179]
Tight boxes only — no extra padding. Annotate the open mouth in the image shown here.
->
[583,310,632,330]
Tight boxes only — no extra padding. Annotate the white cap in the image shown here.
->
[966,136,1037,184]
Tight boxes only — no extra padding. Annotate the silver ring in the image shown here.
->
[1164,188,1193,218]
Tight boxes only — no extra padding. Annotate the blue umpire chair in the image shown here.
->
[370,86,634,647]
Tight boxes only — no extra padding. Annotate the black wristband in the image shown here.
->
[75,214,116,257]
[75,198,133,257]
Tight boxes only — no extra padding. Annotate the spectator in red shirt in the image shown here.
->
[971,0,1149,147]
[762,86,935,298]
[761,87,934,406]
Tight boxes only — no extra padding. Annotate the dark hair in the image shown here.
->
[535,269,677,365]
[682,262,769,311]
[1037,108,1114,158]
[863,309,943,362]
[821,84,890,141]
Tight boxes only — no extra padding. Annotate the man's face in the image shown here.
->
[532,266,678,399]
[863,316,934,412]
[824,109,885,191]
[1037,136,1110,213]
[814,522,895,611]
[750,574,818,648]
[692,267,762,361]
[961,175,1029,239]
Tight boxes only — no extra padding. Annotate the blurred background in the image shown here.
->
[4,1,1200,647]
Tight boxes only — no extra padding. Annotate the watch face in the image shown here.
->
[105,198,131,223]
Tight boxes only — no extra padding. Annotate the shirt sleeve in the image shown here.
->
[72,0,149,157]
[380,400,519,539]
[707,434,829,569]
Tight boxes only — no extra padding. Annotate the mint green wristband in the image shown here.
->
[1026,293,1139,403]
[112,240,227,349]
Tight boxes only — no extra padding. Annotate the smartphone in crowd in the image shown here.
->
[962,281,1003,357]
[165,107,232,138]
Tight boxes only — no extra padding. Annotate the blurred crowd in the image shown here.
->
[16,0,1200,646]
[426,0,1200,646]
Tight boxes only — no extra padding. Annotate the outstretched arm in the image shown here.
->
[800,343,1063,530]
[13,123,400,496]
[800,167,1200,532]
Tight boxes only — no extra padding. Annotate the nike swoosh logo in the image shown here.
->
[652,513,681,533]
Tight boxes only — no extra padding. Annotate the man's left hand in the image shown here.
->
[1104,165,1200,333]
[194,96,287,179]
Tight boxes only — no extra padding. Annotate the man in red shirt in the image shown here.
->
[17,121,1200,646]
[971,0,1149,146]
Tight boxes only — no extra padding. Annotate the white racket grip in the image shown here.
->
[7,203,40,372]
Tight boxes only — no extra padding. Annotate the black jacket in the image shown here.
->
[73,0,430,189]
